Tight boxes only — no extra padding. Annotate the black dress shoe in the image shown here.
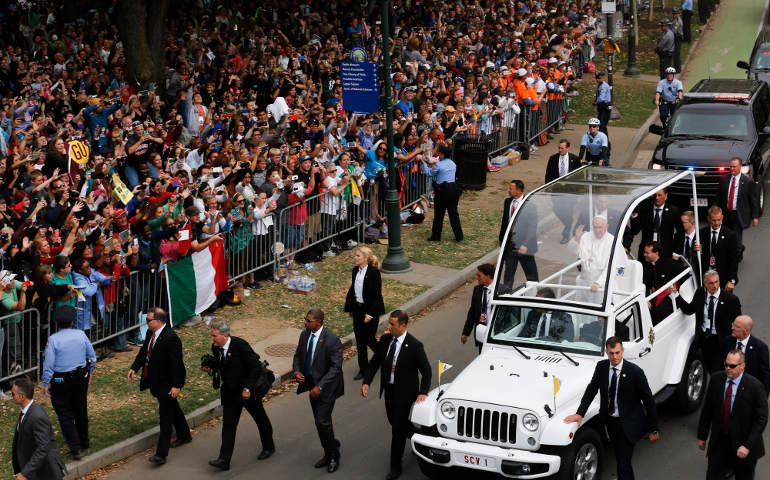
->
[455,236,464,242]
[353,371,364,381]
[208,458,230,470]
[327,456,340,473]
[427,237,440,242]
[148,455,166,465]
[560,236,570,244]
[70,450,82,461]
[170,437,192,448]
[314,455,330,468]
[257,448,275,460]
[386,471,402,480]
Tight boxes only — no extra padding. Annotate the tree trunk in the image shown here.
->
[115,0,170,90]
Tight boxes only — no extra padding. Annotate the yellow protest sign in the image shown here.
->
[112,174,134,205]
[68,140,90,164]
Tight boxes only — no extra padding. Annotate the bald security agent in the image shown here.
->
[12,376,66,480]
[41,305,96,460]
[206,321,275,471]
[362,310,432,480]
[127,307,191,465]
[565,337,659,480]
[722,315,770,396]
[293,308,344,473]
[697,349,768,479]
[424,144,463,242]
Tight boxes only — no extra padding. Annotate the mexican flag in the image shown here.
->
[166,241,228,326]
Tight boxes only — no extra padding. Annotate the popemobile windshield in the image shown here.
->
[409,166,708,480]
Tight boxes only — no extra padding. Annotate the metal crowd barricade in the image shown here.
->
[0,308,40,383]
[222,213,278,285]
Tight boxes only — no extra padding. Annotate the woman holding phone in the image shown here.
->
[344,246,385,380]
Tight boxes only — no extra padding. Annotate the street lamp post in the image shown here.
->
[624,0,641,77]
[380,0,411,273]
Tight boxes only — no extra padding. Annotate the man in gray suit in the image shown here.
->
[293,308,344,473]
[11,376,66,480]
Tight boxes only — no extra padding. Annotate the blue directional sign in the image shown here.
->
[341,62,380,114]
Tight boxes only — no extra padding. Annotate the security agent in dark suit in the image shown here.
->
[344,247,385,380]
[672,210,700,279]
[127,307,191,465]
[641,242,683,324]
[519,288,575,341]
[718,157,760,260]
[625,189,681,260]
[697,349,768,479]
[722,315,770,396]
[206,321,275,471]
[545,140,581,243]
[293,309,344,473]
[574,194,624,239]
[461,263,495,353]
[565,337,660,480]
[362,310,432,480]
[499,179,538,287]
[12,376,66,480]
[699,206,739,291]
[673,270,742,373]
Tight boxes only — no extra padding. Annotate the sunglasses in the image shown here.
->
[724,362,743,369]
[304,317,314,323]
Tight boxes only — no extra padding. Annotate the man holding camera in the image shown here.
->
[205,321,275,471]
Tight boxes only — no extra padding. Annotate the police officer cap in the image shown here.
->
[438,145,453,157]
[659,18,672,26]
[55,305,77,325]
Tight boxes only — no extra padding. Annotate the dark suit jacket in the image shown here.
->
[697,371,768,460]
[293,327,344,399]
[722,336,770,395]
[520,310,575,342]
[576,359,658,442]
[215,336,263,400]
[718,174,759,229]
[500,196,538,253]
[344,266,385,319]
[698,225,739,285]
[12,402,66,480]
[545,152,581,183]
[627,201,681,259]
[462,284,490,337]
[642,257,683,296]
[676,287,741,340]
[364,332,432,400]
[672,230,700,278]
[130,324,186,397]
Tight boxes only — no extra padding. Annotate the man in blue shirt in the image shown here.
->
[579,118,611,166]
[425,145,463,242]
[594,72,612,136]
[83,99,121,156]
[655,68,684,127]
[42,306,97,460]
[681,0,693,43]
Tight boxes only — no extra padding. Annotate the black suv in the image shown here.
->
[737,29,770,85]
[648,79,770,212]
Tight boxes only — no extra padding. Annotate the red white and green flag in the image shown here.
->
[166,241,228,326]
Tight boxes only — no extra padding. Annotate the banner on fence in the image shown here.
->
[166,240,228,326]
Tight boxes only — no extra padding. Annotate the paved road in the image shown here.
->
[110,197,770,479]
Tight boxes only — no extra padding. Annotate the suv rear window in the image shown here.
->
[670,111,749,138]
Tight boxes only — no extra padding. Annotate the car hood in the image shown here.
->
[440,350,597,414]
[654,137,754,165]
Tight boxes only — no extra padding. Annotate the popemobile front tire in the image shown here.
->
[555,427,603,480]
[673,348,707,413]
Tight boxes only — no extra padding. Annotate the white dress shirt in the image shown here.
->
[535,312,552,336]
[18,399,34,429]
[221,336,231,359]
[703,289,720,334]
[354,265,368,303]
[389,331,407,384]
[735,335,750,352]
[608,361,623,417]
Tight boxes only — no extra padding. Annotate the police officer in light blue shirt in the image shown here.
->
[579,118,610,166]
[425,145,463,242]
[655,67,683,127]
[42,306,96,460]
[594,72,612,136]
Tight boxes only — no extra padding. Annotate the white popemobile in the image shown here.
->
[410,167,708,479]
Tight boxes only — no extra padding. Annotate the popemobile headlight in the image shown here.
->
[440,401,456,420]
[741,165,751,175]
[651,162,664,170]
[522,413,539,431]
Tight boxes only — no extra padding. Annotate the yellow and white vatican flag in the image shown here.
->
[438,361,453,386]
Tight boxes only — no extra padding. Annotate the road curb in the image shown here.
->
[64,248,501,479]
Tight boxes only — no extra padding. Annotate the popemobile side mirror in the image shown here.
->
[475,324,489,345]
[648,124,665,136]
[736,60,750,70]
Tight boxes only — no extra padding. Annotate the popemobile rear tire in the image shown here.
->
[673,348,707,413]
[555,427,603,480]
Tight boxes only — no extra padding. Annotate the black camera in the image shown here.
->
[201,353,218,371]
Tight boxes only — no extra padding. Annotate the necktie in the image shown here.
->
[386,337,398,384]
[304,333,315,376]
[654,208,662,231]
[684,236,691,261]
[729,177,737,211]
[480,288,488,323]
[711,231,718,253]
[559,155,567,176]
[538,314,548,337]
[708,295,716,333]
[608,367,618,415]
[143,333,157,378]
[736,341,743,352]
[510,199,517,219]
[722,379,733,433]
